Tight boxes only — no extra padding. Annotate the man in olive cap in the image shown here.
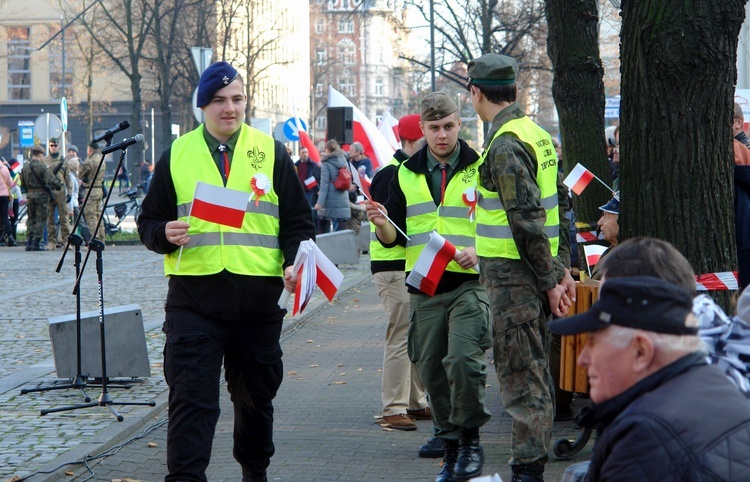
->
[21,145,62,251]
[79,141,106,242]
[43,137,73,249]
[138,60,313,482]
[366,92,491,482]
[468,53,575,482]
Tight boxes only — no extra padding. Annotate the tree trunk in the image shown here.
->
[620,0,746,308]
[545,0,609,224]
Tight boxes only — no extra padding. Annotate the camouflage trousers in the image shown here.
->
[47,188,71,245]
[407,280,492,440]
[486,282,554,466]
[25,192,49,240]
[83,187,105,240]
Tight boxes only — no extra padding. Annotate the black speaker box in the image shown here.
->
[327,107,353,145]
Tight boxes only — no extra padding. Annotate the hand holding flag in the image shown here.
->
[278,240,345,315]
[406,232,458,296]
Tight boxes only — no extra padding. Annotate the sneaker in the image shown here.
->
[418,436,444,458]
[382,413,417,431]
[406,407,432,420]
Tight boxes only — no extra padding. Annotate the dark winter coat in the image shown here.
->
[317,150,352,220]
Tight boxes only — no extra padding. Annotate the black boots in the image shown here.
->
[510,461,545,482]
[241,460,269,482]
[6,235,17,246]
[25,237,33,251]
[32,238,45,251]
[435,439,458,482]
[454,427,483,481]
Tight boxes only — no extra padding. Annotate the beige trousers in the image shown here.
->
[374,270,427,415]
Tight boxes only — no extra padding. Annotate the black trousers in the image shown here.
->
[163,310,283,482]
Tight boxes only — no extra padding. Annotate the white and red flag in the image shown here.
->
[583,244,609,276]
[278,240,344,316]
[328,86,395,170]
[563,163,595,195]
[406,232,458,296]
[377,108,400,150]
[304,177,318,189]
[292,102,321,163]
[190,181,248,229]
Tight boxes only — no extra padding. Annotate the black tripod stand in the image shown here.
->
[21,234,91,402]
[23,136,154,420]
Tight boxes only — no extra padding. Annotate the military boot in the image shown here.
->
[510,461,545,482]
[33,239,46,251]
[454,427,483,481]
[435,439,458,482]
[25,237,33,251]
[7,235,17,247]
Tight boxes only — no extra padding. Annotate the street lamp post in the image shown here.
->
[430,0,436,92]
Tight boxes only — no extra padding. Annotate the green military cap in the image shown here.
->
[49,137,59,144]
[420,92,458,121]
[31,144,46,155]
[467,53,518,86]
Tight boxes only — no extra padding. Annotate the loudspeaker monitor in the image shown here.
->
[326,107,353,145]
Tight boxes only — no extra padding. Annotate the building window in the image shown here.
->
[315,83,324,97]
[315,18,326,34]
[338,39,355,65]
[48,26,74,100]
[316,116,326,130]
[7,27,31,101]
[338,19,353,33]
[339,70,355,97]
[316,46,327,64]
[374,78,383,96]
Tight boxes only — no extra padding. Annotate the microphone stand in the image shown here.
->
[31,141,155,420]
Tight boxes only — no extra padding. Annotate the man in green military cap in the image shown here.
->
[366,91,491,482]
[43,136,73,249]
[21,145,63,251]
[469,53,576,482]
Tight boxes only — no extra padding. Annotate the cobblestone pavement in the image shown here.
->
[1,244,594,482]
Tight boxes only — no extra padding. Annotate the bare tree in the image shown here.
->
[545,0,608,223]
[619,0,746,308]
[77,0,156,169]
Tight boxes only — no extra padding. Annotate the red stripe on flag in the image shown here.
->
[419,242,456,296]
[316,265,338,301]
[571,170,594,195]
[299,130,320,163]
[586,253,603,267]
[191,198,245,228]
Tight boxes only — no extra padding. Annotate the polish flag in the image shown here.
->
[583,244,609,270]
[328,86,396,170]
[312,242,343,301]
[189,181,248,229]
[304,177,318,189]
[406,232,457,296]
[293,103,321,162]
[377,108,400,150]
[563,163,595,195]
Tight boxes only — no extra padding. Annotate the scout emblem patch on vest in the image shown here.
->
[247,146,266,170]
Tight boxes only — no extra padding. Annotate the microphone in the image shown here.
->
[101,134,144,155]
[92,120,130,143]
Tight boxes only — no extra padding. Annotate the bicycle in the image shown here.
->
[103,182,147,238]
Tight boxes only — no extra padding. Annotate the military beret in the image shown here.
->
[67,144,79,155]
[49,137,59,144]
[197,61,239,108]
[420,92,458,121]
[31,145,46,155]
[398,114,423,141]
[468,53,518,86]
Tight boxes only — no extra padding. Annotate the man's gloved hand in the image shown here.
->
[66,194,72,203]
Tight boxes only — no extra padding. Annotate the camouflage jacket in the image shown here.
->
[477,103,570,291]
[44,154,72,194]
[79,152,105,189]
[21,159,62,192]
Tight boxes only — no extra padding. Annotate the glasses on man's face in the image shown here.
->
[49,144,58,148]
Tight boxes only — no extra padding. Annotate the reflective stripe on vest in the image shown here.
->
[475,116,559,259]
[165,125,282,276]
[369,157,405,262]
[399,161,480,273]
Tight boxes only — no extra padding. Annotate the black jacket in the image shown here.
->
[381,139,480,295]
[578,352,750,482]
[138,133,315,321]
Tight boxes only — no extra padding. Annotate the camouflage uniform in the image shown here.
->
[43,153,73,248]
[20,157,62,249]
[477,103,571,467]
[79,150,105,240]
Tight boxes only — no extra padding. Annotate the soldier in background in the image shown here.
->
[43,137,73,250]
[79,141,106,242]
[21,145,62,251]
[469,53,575,482]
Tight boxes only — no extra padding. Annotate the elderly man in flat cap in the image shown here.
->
[549,277,750,482]
[138,61,314,482]
[468,53,575,482]
[366,93,491,482]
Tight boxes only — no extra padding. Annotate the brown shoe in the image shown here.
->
[382,413,417,431]
[406,407,432,420]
